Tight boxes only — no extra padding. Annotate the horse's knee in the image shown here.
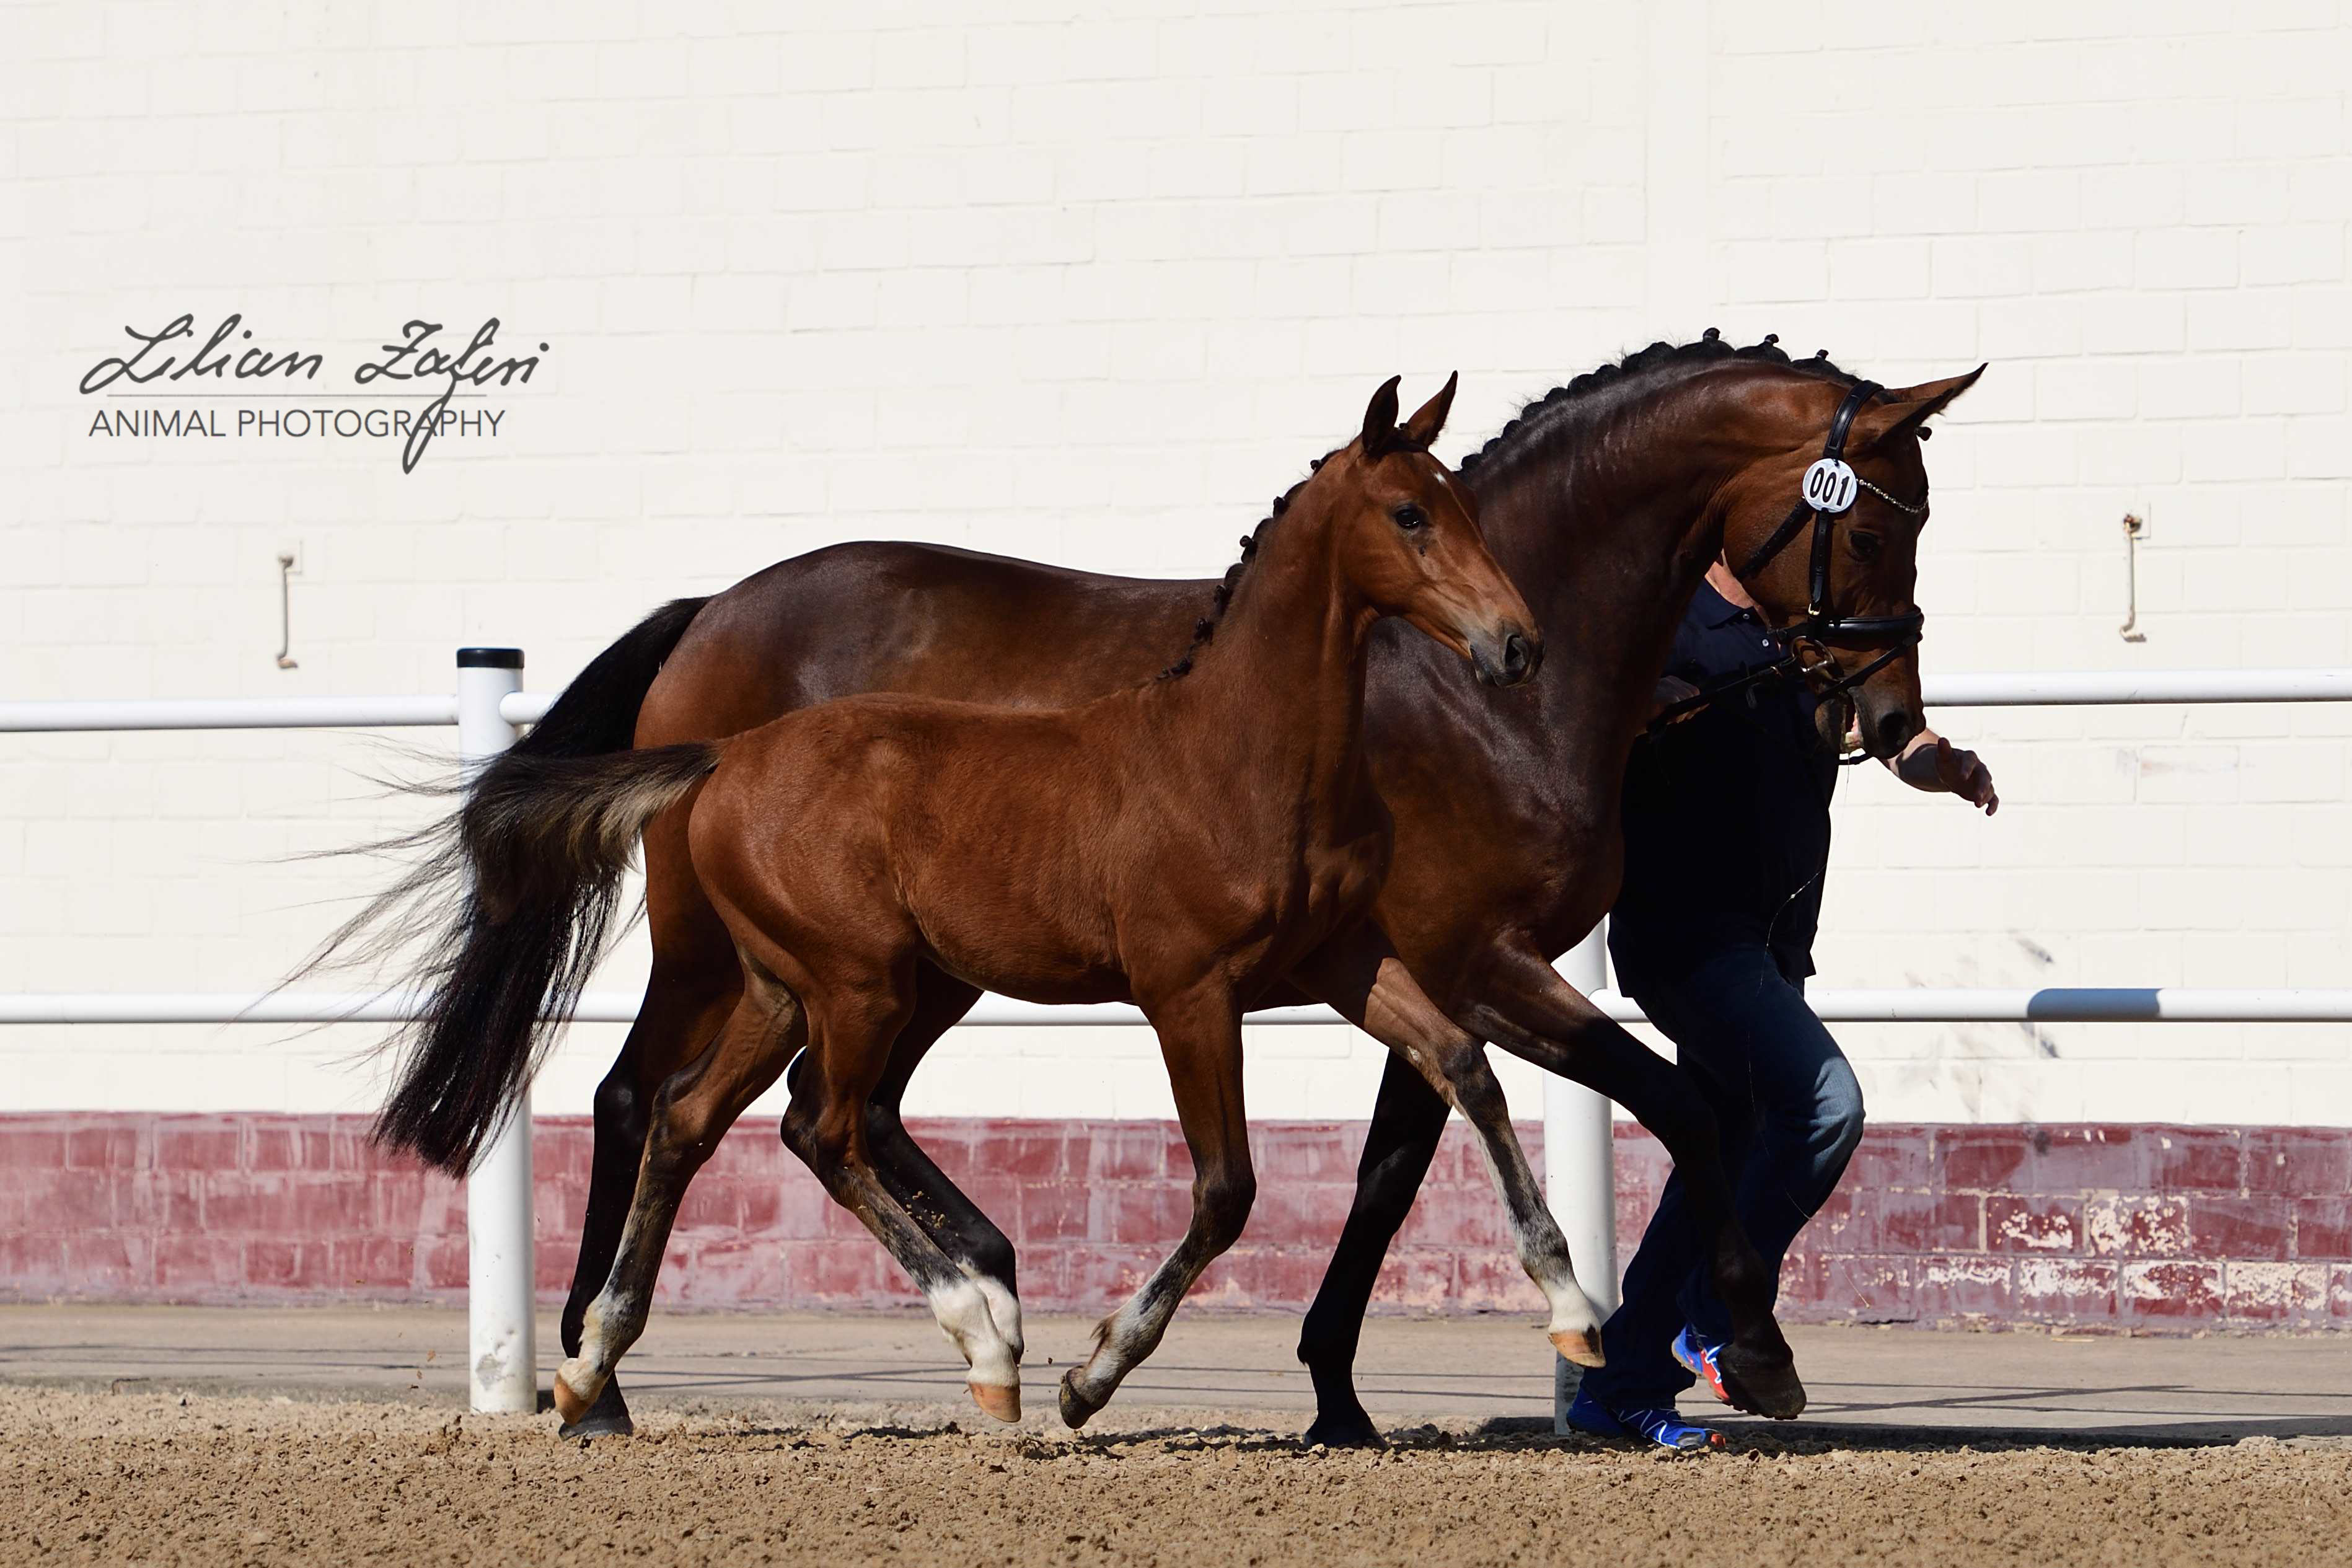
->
[860,1096,907,1148]
[1649,1078,1723,1163]
[781,1101,855,1183]
[1196,1167,1256,1252]
[1437,1045,1508,1124]
[591,1062,643,1136]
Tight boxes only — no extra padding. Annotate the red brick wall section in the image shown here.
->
[4,1114,2349,1331]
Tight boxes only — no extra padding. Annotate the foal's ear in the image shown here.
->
[1398,371,1458,452]
[1854,364,1986,451]
[1360,375,1403,457]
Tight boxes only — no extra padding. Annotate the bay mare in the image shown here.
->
[341,335,1977,1443]
[520,378,1570,1425]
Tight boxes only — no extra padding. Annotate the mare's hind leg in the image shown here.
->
[858,967,1024,1362]
[1293,933,1605,1367]
[1059,982,1253,1429]
[552,976,799,1425]
[783,969,1026,1422]
[557,958,742,1438]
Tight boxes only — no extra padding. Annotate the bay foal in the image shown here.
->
[542,378,1570,1427]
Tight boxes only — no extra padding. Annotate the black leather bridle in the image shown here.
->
[1648,379,1929,756]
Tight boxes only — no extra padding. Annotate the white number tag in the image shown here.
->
[1802,458,1857,514]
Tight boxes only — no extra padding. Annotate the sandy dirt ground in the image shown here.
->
[6,1310,2350,1566]
[6,1386,2351,1568]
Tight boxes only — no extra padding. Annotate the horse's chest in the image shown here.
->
[1288,829,1389,937]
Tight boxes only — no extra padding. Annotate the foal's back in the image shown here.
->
[688,685,1165,1008]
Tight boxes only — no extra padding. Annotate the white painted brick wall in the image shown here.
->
[1,1,2346,1128]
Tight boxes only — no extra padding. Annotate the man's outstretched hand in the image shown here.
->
[1892,730,1999,814]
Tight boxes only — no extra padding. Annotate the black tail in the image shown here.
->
[303,597,715,1175]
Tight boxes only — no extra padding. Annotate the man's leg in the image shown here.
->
[1649,945,1865,1356]
[1571,1062,1751,1412]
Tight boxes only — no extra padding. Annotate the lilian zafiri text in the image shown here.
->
[79,314,546,471]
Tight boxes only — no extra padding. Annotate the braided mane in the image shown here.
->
[1458,330,1862,478]
[1158,462,1324,681]
[1158,334,1860,682]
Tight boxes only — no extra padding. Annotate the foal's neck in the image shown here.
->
[1160,481,1378,811]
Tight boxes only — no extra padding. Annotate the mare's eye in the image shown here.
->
[1848,529,1883,562]
[1393,504,1427,531]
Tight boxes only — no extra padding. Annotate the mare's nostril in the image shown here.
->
[1502,632,1532,683]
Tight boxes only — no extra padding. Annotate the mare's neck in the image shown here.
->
[1466,369,1748,788]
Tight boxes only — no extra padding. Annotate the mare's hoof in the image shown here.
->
[1301,1408,1385,1450]
[557,1378,636,1441]
[1719,1346,1806,1420]
[550,1364,596,1427]
[969,1380,1023,1424]
[1057,1369,1104,1430]
[1548,1326,1606,1369]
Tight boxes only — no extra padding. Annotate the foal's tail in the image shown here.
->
[303,597,717,1176]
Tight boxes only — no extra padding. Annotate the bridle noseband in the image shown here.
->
[1648,380,1929,759]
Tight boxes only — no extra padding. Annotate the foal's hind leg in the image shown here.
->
[1294,935,1606,1367]
[858,966,1023,1362]
[783,974,1026,1422]
[1059,982,1254,1429]
[552,979,800,1425]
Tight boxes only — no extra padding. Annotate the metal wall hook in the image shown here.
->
[2118,513,2146,643]
[275,551,299,669]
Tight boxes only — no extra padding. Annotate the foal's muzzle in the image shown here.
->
[1471,623,1543,688]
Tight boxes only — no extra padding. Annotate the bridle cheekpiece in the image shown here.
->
[1647,379,1932,760]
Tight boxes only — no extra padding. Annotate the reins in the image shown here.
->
[1646,379,1929,764]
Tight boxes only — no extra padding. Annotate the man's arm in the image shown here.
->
[1887,726,1999,814]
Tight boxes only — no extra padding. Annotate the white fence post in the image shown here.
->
[457,648,536,1415]
[1546,922,1618,1430]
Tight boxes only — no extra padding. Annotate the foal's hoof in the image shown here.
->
[1057,1370,1105,1430]
[1548,1326,1606,1369]
[1719,1346,1807,1420]
[550,1363,598,1427]
[969,1380,1023,1424]
[557,1378,636,1441]
[1301,1406,1385,1450]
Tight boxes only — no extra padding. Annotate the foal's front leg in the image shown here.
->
[1058,982,1254,1429]
[1293,936,1605,1367]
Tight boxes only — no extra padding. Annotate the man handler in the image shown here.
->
[1567,557,1997,1452]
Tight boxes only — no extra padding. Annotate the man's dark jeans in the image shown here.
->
[1579,941,1865,1409]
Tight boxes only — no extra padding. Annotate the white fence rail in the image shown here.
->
[6,667,2348,736]
[5,654,2348,1416]
[6,987,2352,1028]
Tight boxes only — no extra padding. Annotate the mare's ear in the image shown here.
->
[1398,371,1458,452]
[1854,364,1986,450]
[1360,375,1403,457]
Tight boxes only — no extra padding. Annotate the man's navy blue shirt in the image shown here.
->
[1608,581,1839,992]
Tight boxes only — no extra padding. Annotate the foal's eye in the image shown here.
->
[1392,504,1427,531]
[1848,529,1883,562]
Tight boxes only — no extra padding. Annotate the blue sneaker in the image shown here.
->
[1564,1386,1725,1453]
[1672,1324,1735,1407]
